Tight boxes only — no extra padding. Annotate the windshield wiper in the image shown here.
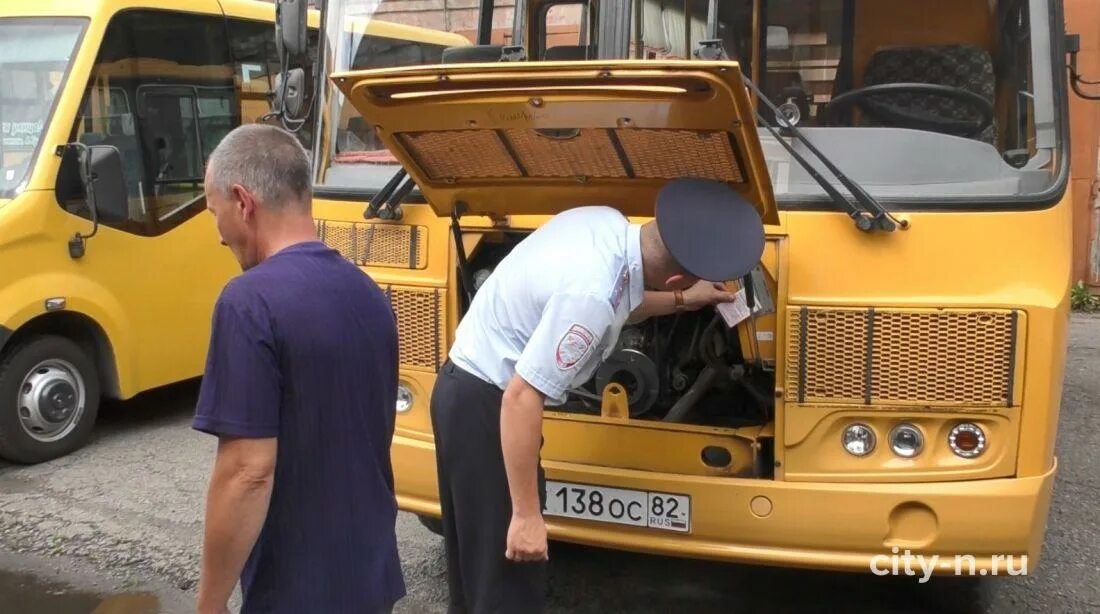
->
[741,76,906,232]
[753,110,873,232]
[364,166,415,221]
[696,41,904,232]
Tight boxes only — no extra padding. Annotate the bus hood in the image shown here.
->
[332,60,778,225]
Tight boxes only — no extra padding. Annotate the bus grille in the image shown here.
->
[785,307,1021,407]
[316,219,426,269]
[385,285,446,371]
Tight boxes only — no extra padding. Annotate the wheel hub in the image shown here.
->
[40,381,77,422]
[17,360,85,443]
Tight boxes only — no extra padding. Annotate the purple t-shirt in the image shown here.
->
[193,241,405,613]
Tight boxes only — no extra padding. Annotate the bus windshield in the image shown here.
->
[631,0,1062,204]
[315,0,1063,206]
[313,1,473,194]
[0,19,85,199]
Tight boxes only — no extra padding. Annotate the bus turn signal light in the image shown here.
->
[949,423,986,458]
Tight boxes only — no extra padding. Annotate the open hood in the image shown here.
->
[332,60,778,225]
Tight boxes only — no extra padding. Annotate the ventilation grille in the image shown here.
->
[396,128,744,183]
[400,130,520,179]
[505,128,626,178]
[385,285,446,371]
[317,220,426,269]
[785,307,1020,407]
[616,129,745,182]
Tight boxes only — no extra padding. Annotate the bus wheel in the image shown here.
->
[0,335,100,464]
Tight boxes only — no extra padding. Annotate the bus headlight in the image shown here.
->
[842,423,876,456]
[949,423,986,458]
[396,384,414,413]
[889,423,924,458]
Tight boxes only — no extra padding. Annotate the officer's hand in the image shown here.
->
[683,280,737,310]
[505,512,549,562]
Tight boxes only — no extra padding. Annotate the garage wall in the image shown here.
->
[1064,0,1100,290]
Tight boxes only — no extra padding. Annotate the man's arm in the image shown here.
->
[627,281,738,324]
[196,437,277,614]
[500,374,548,562]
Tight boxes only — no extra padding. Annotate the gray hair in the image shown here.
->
[205,123,312,210]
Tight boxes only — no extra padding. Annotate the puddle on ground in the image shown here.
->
[0,569,161,613]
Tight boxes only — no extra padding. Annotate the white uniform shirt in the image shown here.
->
[449,206,645,405]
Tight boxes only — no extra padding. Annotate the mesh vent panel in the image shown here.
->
[786,307,1019,406]
[317,220,426,269]
[386,286,445,371]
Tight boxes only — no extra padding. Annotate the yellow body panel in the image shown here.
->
[0,190,236,397]
[393,435,1056,572]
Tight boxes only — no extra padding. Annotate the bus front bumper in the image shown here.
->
[394,434,1056,574]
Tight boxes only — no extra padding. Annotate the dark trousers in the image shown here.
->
[430,360,547,614]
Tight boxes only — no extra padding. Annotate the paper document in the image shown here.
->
[717,288,763,328]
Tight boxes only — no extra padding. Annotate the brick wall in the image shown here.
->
[370,0,583,47]
[1064,0,1100,288]
[373,0,515,44]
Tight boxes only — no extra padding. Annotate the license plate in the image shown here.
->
[543,480,691,533]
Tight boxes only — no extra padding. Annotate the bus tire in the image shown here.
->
[0,335,100,464]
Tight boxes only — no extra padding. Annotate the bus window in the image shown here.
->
[227,18,313,132]
[998,0,1039,161]
[0,19,85,198]
[140,87,205,194]
[196,89,237,161]
[541,3,589,59]
[136,85,236,205]
[759,0,843,127]
[318,27,459,193]
[64,10,236,236]
[632,1,753,67]
[625,0,1059,203]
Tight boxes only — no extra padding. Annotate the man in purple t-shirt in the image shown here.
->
[193,124,404,614]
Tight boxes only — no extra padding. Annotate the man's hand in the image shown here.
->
[500,374,548,564]
[682,280,737,310]
[505,512,549,562]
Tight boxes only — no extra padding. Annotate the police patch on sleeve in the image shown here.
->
[609,264,629,312]
[555,324,595,370]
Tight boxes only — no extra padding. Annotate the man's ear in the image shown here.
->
[231,184,257,221]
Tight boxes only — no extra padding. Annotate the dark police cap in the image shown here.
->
[655,178,766,282]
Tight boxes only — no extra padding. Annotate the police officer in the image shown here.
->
[429,177,766,613]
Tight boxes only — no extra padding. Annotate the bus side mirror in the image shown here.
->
[274,68,306,118]
[276,0,308,60]
[58,143,128,258]
[82,145,128,224]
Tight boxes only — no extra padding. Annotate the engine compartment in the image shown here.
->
[463,230,777,429]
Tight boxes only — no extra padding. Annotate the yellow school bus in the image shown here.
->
[303,0,1075,575]
[0,0,467,463]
